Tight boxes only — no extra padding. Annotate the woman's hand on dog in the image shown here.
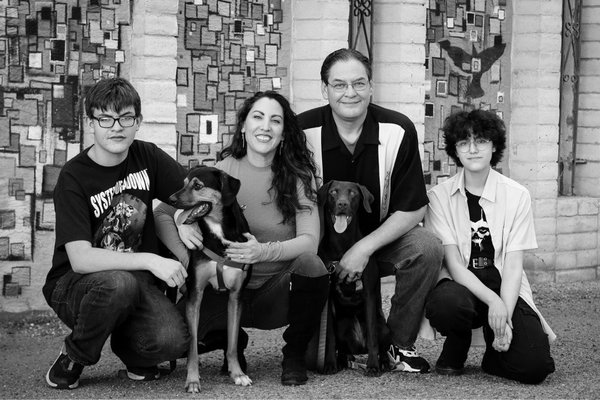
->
[224,233,261,264]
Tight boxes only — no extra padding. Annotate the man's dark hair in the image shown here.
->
[85,77,142,119]
[443,109,506,167]
[320,48,372,84]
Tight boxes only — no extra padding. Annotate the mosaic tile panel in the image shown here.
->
[175,0,290,168]
[424,0,511,185]
[0,0,133,261]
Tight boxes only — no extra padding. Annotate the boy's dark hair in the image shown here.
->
[443,109,506,167]
[320,48,372,84]
[85,77,142,119]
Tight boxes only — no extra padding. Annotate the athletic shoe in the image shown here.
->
[46,349,84,389]
[387,344,430,373]
[126,366,160,381]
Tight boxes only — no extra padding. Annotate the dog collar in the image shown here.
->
[202,247,250,292]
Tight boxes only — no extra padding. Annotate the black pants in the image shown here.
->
[425,277,555,384]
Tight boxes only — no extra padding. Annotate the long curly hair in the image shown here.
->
[220,91,318,224]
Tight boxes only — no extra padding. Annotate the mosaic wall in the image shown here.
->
[0,0,132,276]
[423,0,511,185]
[175,0,289,167]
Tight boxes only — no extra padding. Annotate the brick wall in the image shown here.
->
[290,0,348,114]
[129,0,179,158]
[511,1,599,282]
[372,0,427,143]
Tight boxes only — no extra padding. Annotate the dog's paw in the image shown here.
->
[185,381,201,393]
[321,361,340,375]
[232,373,252,386]
[364,366,383,377]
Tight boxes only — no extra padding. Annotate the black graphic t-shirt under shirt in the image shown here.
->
[466,190,501,292]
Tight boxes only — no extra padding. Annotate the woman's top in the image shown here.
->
[217,156,319,289]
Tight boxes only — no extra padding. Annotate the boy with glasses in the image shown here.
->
[424,109,555,383]
[298,48,443,374]
[43,77,190,389]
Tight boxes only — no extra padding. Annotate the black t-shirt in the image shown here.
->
[43,140,185,301]
[466,189,500,292]
[298,104,428,235]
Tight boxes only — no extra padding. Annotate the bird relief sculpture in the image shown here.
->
[438,39,506,99]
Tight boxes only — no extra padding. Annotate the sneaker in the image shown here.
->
[46,350,84,389]
[387,344,430,373]
[126,366,160,381]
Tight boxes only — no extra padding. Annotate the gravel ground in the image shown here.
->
[1,279,599,399]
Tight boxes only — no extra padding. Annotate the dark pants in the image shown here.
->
[184,252,328,339]
[377,226,443,348]
[425,278,555,384]
[47,270,189,368]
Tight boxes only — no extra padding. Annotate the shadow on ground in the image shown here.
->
[1,280,599,399]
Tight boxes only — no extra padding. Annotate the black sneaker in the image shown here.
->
[126,366,160,381]
[46,350,84,389]
[387,344,430,373]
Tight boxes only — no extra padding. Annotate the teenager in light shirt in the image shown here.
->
[424,109,555,384]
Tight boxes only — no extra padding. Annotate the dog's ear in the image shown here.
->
[317,181,333,206]
[219,170,241,206]
[357,184,374,213]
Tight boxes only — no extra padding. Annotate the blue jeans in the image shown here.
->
[181,252,328,339]
[47,270,189,368]
[376,225,443,348]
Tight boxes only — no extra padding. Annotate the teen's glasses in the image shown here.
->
[93,116,137,128]
[456,137,492,153]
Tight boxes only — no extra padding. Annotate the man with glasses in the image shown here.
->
[298,48,443,374]
[43,77,190,389]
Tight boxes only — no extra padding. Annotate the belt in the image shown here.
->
[470,256,493,269]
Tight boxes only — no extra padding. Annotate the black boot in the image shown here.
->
[197,328,249,374]
[281,274,329,386]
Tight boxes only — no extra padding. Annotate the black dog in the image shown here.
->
[317,180,390,377]
[169,166,252,392]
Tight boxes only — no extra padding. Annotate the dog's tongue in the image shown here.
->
[183,201,212,224]
[334,215,348,233]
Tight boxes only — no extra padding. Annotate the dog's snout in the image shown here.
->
[336,200,349,210]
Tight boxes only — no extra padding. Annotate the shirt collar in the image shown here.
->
[322,104,379,152]
[451,167,499,202]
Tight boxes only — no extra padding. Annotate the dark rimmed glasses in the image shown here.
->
[92,115,137,128]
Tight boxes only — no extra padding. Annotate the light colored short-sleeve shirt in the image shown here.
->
[423,168,555,343]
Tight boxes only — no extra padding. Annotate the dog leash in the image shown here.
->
[202,247,249,292]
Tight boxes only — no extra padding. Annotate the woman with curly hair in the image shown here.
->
[155,91,328,386]
[423,109,555,383]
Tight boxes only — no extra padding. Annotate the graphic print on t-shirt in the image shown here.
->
[93,193,147,252]
[471,215,491,252]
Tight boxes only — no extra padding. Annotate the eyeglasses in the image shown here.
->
[93,115,137,128]
[456,137,492,153]
[327,80,369,93]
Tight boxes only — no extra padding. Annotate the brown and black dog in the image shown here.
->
[169,166,252,392]
[317,180,390,377]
